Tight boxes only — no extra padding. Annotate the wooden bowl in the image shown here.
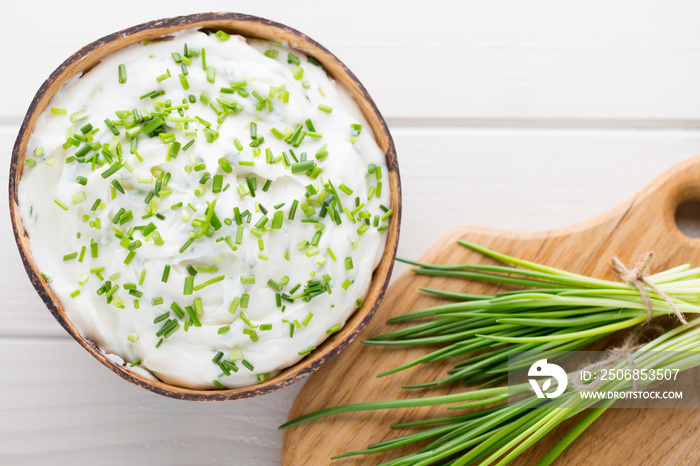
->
[9,12,401,401]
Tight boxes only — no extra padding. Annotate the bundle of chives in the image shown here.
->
[364,240,700,387]
[281,319,700,465]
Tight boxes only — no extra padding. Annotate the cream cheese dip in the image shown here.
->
[18,29,391,389]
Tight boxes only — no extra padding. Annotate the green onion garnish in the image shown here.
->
[183,276,194,295]
[193,275,225,291]
[70,109,89,123]
[118,64,127,83]
[298,346,315,356]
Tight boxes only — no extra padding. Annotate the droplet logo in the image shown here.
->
[528,359,568,398]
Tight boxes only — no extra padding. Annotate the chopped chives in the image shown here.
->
[345,257,354,270]
[178,74,189,90]
[180,237,195,253]
[229,349,243,361]
[288,200,299,220]
[318,104,333,113]
[271,211,284,229]
[193,275,225,291]
[54,199,69,211]
[218,325,230,334]
[291,161,315,173]
[171,303,185,319]
[302,313,313,327]
[241,275,255,285]
[327,248,337,261]
[184,276,194,295]
[212,174,223,193]
[105,284,119,299]
[156,69,171,82]
[218,158,233,173]
[142,117,164,136]
[118,64,127,83]
[185,305,201,327]
[127,240,142,251]
[298,346,316,356]
[182,139,195,151]
[63,252,78,261]
[154,312,170,324]
[124,251,136,265]
[162,265,171,283]
[101,162,122,178]
[71,192,87,205]
[229,297,241,314]
[267,279,283,292]
[326,325,341,334]
[163,321,180,338]
[70,109,89,122]
[193,297,203,315]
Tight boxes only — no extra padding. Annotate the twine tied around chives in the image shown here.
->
[612,252,688,326]
[571,325,665,392]
[571,254,687,393]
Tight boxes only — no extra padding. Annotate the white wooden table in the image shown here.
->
[4,1,700,464]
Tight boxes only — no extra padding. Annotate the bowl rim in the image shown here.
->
[9,12,401,401]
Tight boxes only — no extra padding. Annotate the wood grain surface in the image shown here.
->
[282,157,700,465]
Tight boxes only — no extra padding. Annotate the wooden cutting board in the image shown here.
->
[282,157,700,465]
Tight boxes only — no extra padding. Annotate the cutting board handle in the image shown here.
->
[633,156,700,250]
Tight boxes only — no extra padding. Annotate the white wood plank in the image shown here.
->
[4,1,700,123]
[395,126,700,274]
[5,125,700,336]
[0,339,302,466]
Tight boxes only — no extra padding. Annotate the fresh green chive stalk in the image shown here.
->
[363,240,700,388]
[281,300,700,465]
